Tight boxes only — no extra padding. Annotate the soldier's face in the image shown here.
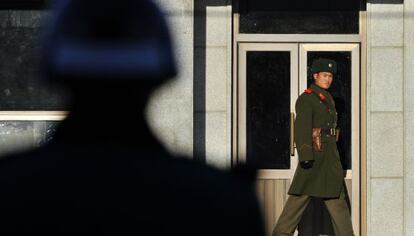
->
[313,72,333,89]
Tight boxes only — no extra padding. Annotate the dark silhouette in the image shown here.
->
[0,0,265,235]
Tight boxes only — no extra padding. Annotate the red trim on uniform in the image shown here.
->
[298,143,312,150]
[318,93,326,101]
[304,88,313,94]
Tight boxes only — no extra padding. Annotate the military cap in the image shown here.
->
[311,58,337,74]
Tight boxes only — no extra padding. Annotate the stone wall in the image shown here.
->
[367,3,405,236]
[150,0,232,168]
[193,0,232,168]
[404,0,414,235]
[146,0,194,157]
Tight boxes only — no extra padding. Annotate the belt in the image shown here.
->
[321,128,337,136]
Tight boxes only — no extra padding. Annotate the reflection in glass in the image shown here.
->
[44,122,59,144]
[246,51,290,169]
[0,121,60,158]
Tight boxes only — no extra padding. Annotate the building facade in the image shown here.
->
[0,0,413,235]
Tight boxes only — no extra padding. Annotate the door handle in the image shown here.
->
[290,112,295,156]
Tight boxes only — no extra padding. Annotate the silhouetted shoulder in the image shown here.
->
[166,156,265,235]
[0,145,265,235]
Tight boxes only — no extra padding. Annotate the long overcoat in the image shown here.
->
[288,83,344,198]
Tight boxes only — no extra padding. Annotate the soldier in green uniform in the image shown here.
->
[272,59,354,236]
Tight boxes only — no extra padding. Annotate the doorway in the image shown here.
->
[236,43,360,235]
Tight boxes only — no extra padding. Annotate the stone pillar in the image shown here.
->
[404,0,414,235]
[367,3,404,236]
[147,0,194,157]
[147,1,233,169]
[194,1,232,169]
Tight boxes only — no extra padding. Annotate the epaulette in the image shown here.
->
[304,88,326,101]
[318,93,326,101]
[304,88,313,94]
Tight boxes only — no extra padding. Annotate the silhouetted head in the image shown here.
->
[41,0,177,99]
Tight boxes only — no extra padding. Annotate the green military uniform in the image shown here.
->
[288,82,343,198]
[273,59,354,236]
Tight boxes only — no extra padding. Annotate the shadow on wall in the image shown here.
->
[193,0,231,163]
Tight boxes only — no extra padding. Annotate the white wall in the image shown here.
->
[149,0,234,168]
[367,3,405,236]
[147,1,233,169]
[195,2,232,168]
[147,0,194,157]
[404,0,414,235]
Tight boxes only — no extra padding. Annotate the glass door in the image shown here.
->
[237,43,360,235]
[238,43,299,177]
[300,43,360,235]
[238,43,299,235]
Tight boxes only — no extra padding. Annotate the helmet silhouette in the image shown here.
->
[42,0,177,83]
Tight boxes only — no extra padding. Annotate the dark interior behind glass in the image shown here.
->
[246,51,291,169]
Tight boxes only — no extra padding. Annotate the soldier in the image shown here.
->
[0,0,265,235]
[272,59,354,236]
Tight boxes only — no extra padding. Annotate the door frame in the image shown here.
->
[236,42,360,234]
[299,43,361,234]
[0,111,67,121]
[232,12,367,235]
[237,43,299,179]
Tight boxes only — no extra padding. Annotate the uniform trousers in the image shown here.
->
[272,189,354,236]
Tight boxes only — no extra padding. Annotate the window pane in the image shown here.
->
[246,51,291,169]
[307,52,352,169]
[239,11,359,34]
[0,10,69,110]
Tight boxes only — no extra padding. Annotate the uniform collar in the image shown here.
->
[310,83,335,108]
[310,83,329,98]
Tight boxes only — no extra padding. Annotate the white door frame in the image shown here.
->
[299,43,360,235]
[238,43,299,179]
[236,42,361,236]
[0,111,67,121]
[232,10,367,236]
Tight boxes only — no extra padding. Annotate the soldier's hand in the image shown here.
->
[300,160,314,169]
